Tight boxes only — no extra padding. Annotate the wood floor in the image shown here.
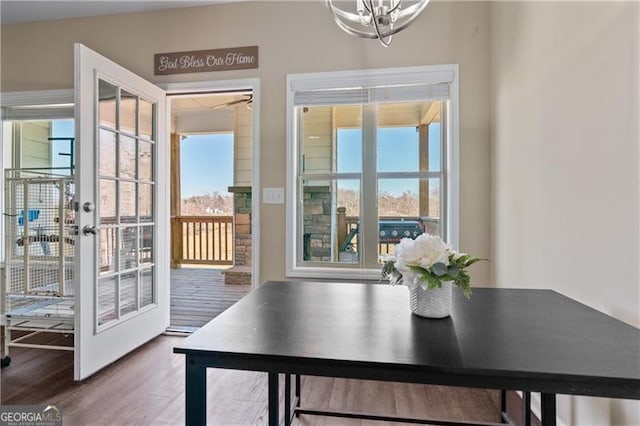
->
[1,335,525,426]
[170,268,250,328]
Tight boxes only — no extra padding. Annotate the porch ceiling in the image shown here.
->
[171,93,251,117]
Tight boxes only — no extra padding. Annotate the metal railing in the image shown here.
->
[344,216,441,255]
[171,216,233,266]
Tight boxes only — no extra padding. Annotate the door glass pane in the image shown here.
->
[120,272,138,316]
[119,135,137,179]
[99,129,116,177]
[139,140,152,181]
[139,183,153,222]
[120,181,136,223]
[97,276,117,326]
[141,267,154,308]
[120,227,138,270]
[300,178,360,263]
[139,99,154,140]
[99,227,117,275]
[119,90,137,135]
[99,179,116,220]
[139,225,153,264]
[98,79,117,129]
[93,78,158,332]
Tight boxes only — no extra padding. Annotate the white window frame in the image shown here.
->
[285,65,460,280]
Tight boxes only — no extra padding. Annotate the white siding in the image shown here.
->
[21,121,51,168]
[234,105,252,186]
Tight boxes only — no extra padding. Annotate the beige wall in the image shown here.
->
[491,2,639,424]
[1,1,493,285]
[3,2,639,423]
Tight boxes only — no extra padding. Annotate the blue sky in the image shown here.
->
[181,134,233,197]
[337,125,441,195]
[52,120,439,198]
[51,119,75,171]
[52,121,234,195]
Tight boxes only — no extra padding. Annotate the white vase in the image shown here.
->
[409,280,452,318]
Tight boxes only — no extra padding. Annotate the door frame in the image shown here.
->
[161,78,261,289]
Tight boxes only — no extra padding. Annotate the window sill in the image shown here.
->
[286,266,382,282]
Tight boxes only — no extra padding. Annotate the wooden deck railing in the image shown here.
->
[171,216,233,266]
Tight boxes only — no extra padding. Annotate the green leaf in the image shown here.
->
[408,265,428,275]
[426,274,441,289]
[447,264,460,278]
[431,262,448,276]
[381,260,397,278]
[464,257,486,267]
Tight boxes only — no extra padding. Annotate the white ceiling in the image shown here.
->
[0,1,225,25]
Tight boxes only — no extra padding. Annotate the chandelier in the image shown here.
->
[326,0,430,47]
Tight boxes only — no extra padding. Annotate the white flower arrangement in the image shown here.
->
[381,233,484,298]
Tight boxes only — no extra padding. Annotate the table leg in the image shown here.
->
[268,372,279,426]
[185,356,207,426]
[285,373,291,425]
[296,374,301,406]
[541,393,557,426]
[522,391,531,426]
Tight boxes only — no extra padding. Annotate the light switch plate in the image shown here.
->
[263,187,284,204]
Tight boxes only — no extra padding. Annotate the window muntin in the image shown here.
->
[287,66,458,279]
[96,77,157,327]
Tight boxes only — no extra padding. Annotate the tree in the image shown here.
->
[181,191,234,216]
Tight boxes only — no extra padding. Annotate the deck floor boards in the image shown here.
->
[170,268,250,328]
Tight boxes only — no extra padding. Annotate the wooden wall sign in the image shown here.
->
[154,46,258,75]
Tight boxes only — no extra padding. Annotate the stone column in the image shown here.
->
[223,186,252,285]
[303,186,332,261]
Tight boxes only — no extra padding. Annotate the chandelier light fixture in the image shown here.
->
[326,0,430,47]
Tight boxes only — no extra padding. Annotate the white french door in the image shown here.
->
[74,43,169,380]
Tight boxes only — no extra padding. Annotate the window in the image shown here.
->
[1,89,76,261]
[286,66,459,279]
[4,119,75,172]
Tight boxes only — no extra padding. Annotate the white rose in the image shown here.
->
[394,234,449,275]
[394,237,419,277]
[413,234,449,270]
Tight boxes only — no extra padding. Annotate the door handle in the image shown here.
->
[83,225,98,236]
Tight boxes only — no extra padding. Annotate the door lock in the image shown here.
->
[83,202,95,212]
[82,225,98,236]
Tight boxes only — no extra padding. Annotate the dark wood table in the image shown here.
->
[174,281,640,426]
